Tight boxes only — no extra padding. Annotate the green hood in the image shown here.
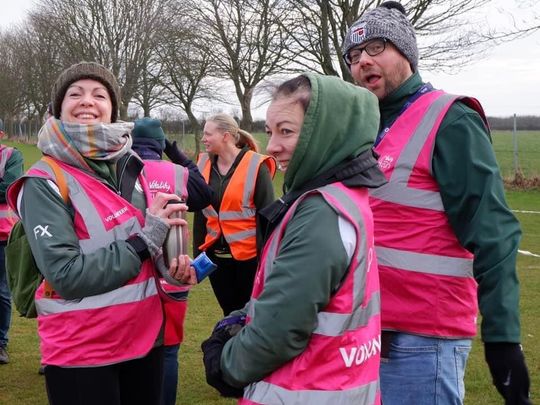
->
[284,73,380,192]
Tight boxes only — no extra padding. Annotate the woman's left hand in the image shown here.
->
[148,192,188,227]
[169,255,197,285]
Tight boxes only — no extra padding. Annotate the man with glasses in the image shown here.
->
[343,2,531,404]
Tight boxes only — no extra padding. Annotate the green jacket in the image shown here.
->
[18,154,147,300]
[220,73,384,387]
[0,146,23,204]
[381,72,522,343]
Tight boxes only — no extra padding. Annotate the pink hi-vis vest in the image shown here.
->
[143,159,188,201]
[143,159,190,346]
[0,146,17,240]
[240,183,381,405]
[8,158,163,367]
[370,90,488,338]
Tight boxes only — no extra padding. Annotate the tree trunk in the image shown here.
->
[186,109,201,158]
[239,87,254,132]
[143,103,151,117]
[119,102,129,121]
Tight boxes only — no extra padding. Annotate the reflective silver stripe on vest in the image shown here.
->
[34,162,144,253]
[197,153,209,171]
[218,208,257,220]
[322,184,368,309]
[241,153,263,206]
[0,147,12,177]
[370,93,458,211]
[250,184,377,337]
[313,185,378,337]
[36,278,158,315]
[315,292,380,337]
[0,211,11,218]
[376,246,473,277]
[79,216,142,253]
[244,378,379,405]
[369,184,443,211]
[203,206,217,218]
[226,228,256,243]
[174,165,187,198]
[66,173,143,253]
[249,290,379,340]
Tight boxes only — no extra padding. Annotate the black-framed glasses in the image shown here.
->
[345,38,388,65]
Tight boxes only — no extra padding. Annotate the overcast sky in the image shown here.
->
[1,0,539,118]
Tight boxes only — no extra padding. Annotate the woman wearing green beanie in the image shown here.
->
[132,116,213,405]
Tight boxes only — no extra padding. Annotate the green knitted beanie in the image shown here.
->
[132,117,166,149]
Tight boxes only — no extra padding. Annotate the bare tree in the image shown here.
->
[0,33,24,120]
[33,0,176,119]
[155,7,215,155]
[190,0,297,130]
[280,0,540,82]
[0,13,66,126]
[10,15,66,119]
[132,51,169,117]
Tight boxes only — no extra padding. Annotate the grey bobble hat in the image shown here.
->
[342,1,418,71]
[51,61,121,122]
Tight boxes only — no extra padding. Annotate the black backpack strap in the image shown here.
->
[259,149,385,241]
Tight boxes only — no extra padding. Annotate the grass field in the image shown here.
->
[491,131,540,180]
[0,134,538,404]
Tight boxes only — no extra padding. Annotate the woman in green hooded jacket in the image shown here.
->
[201,73,387,402]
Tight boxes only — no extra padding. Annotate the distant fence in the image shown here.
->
[3,116,539,181]
[2,117,44,143]
[1,116,197,152]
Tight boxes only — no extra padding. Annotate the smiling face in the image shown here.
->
[60,79,113,124]
[265,97,305,172]
[350,40,413,100]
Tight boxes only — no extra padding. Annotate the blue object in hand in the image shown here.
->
[192,252,217,282]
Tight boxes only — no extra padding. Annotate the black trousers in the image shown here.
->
[207,252,257,316]
[44,346,164,405]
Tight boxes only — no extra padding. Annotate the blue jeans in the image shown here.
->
[380,332,472,405]
[162,344,180,405]
[0,245,11,348]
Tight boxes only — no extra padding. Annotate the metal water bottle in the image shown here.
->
[163,199,188,268]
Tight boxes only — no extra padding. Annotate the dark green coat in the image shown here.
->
[220,73,383,387]
[380,72,522,343]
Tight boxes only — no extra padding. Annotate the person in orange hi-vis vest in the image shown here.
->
[193,113,276,316]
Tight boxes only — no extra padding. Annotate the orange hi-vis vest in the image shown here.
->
[197,151,276,260]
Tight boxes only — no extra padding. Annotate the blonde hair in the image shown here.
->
[206,113,259,153]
